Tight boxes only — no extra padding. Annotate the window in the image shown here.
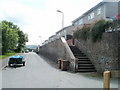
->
[91,12,94,19]
[78,19,83,25]
[88,12,94,20]
[88,15,91,20]
[64,30,66,33]
[58,33,60,36]
[97,8,101,15]
[75,22,78,25]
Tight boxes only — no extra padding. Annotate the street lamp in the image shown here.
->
[39,36,42,46]
[57,10,64,28]
[57,10,66,39]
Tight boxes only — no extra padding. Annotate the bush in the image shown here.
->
[80,26,90,41]
[73,29,81,39]
[73,25,90,41]
[73,19,118,42]
[91,20,106,42]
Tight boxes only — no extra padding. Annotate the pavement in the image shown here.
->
[1,52,119,88]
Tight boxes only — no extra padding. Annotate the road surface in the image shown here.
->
[2,52,119,88]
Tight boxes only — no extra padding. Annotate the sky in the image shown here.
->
[0,0,103,45]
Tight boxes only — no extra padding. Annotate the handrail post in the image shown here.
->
[103,71,111,90]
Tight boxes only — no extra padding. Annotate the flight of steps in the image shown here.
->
[70,46,96,72]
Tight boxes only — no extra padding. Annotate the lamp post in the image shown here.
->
[57,10,66,39]
[57,10,64,28]
[39,36,42,46]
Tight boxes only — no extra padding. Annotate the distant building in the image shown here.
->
[72,1,120,29]
[56,25,74,40]
[42,40,48,45]
[49,35,56,42]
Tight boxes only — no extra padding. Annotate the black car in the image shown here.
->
[8,55,25,67]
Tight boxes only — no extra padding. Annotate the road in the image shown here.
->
[2,52,119,88]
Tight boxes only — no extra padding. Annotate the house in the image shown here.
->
[55,25,75,46]
[42,40,48,45]
[49,35,56,42]
[56,25,74,40]
[72,1,120,29]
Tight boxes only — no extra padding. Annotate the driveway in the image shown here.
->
[1,52,119,88]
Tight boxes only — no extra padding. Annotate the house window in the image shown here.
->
[75,22,78,25]
[88,15,91,20]
[58,33,60,36]
[88,12,94,20]
[91,12,94,19]
[78,19,83,25]
[97,8,101,15]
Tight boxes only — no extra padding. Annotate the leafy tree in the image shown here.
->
[15,30,28,52]
[1,21,19,54]
[1,20,28,55]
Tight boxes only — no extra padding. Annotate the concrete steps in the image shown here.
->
[70,46,96,73]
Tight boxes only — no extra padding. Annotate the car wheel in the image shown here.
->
[8,63,11,67]
[23,62,25,66]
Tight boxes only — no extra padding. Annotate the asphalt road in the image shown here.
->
[2,52,119,88]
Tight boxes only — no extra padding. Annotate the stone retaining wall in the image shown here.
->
[39,38,76,71]
[75,32,120,73]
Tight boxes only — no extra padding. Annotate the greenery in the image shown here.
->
[73,19,120,42]
[73,25,90,41]
[0,53,18,60]
[0,20,28,55]
[91,20,106,42]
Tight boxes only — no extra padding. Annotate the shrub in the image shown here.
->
[73,25,90,41]
[73,29,80,39]
[73,19,117,42]
[80,26,90,41]
[91,20,106,42]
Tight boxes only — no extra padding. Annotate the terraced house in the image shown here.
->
[72,1,120,29]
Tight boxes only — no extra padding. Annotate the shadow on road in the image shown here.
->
[38,54,58,69]
[4,65,24,69]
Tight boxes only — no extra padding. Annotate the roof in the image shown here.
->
[72,2,106,23]
[56,25,73,34]
[9,55,24,59]
[49,35,56,39]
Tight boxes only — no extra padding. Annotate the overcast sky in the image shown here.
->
[0,0,103,45]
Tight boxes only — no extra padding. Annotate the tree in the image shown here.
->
[1,20,28,55]
[15,30,28,53]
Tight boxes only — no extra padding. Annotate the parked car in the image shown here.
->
[8,55,25,67]
[25,50,29,53]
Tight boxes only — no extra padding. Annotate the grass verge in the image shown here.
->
[0,53,18,60]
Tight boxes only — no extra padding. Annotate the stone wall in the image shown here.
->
[39,38,76,71]
[75,32,120,73]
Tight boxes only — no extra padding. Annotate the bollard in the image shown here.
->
[61,60,68,71]
[58,59,62,69]
[103,71,111,90]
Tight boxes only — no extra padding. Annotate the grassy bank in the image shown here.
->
[0,53,18,60]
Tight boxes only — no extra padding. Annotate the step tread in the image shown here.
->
[78,64,94,66]
[78,59,90,61]
[77,69,96,72]
[78,67,95,69]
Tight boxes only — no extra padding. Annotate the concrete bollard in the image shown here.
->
[103,71,111,90]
